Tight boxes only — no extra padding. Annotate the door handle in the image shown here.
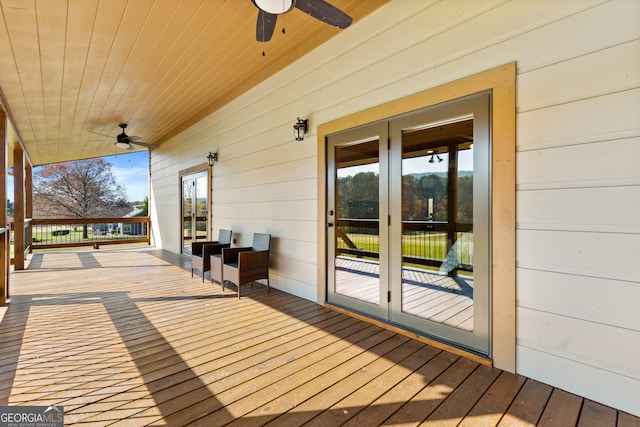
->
[327,222,334,227]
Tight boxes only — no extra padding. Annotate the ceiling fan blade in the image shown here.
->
[457,134,473,141]
[295,0,353,29]
[256,9,277,42]
[130,140,158,148]
[89,130,114,138]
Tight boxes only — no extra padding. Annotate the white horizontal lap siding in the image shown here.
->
[149,0,640,414]
[518,308,639,379]
[150,144,203,251]
[157,107,320,301]
[517,269,639,332]
[511,0,640,416]
[518,230,640,283]
[518,186,640,233]
[208,125,318,288]
[517,89,640,153]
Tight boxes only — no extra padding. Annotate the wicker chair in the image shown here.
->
[209,228,238,285]
[190,229,232,282]
[220,233,271,298]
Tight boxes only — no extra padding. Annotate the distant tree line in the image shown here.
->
[337,172,473,223]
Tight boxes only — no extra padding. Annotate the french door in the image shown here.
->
[181,170,209,255]
[327,93,491,355]
[327,122,390,320]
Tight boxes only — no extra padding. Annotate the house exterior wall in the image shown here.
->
[149,0,640,416]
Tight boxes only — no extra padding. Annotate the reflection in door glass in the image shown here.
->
[195,174,208,242]
[334,140,380,306]
[401,119,475,331]
[182,177,194,255]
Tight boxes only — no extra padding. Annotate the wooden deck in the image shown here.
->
[0,247,638,426]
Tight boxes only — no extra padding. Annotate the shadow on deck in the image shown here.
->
[0,247,636,426]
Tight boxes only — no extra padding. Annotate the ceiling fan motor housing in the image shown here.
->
[117,123,129,142]
[252,0,352,43]
[253,0,295,14]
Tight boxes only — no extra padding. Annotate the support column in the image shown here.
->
[0,110,7,304]
[26,162,32,253]
[13,147,25,270]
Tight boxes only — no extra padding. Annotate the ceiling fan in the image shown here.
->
[91,124,158,150]
[252,0,353,42]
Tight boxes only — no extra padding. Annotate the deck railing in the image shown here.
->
[28,217,150,249]
[336,218,473,272]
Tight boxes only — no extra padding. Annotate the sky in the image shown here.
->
[7,150,150,203]
[106,151,150,202]
[338,150,474,178]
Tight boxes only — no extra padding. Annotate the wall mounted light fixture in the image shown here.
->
[207,151,217,166]
[293,117,308,141]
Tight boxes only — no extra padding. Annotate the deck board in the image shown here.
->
[340,350,458,427]
[0,246,636,426]
[577,400,617,427]
[538,388,583,427]
[500,379,558,426]
[459,371,527,427]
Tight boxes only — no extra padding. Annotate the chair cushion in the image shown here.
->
[252,233,271,251]
[218,229,232,244]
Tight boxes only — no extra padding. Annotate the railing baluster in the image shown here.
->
[336,218,472,273]
[30,217,150,250]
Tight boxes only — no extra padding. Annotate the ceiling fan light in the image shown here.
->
[253,0,294,14]
[115,141,132,149]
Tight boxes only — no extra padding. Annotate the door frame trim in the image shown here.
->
[179,164,212,253]
[317,63,516,372]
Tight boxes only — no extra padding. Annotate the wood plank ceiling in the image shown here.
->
[0,0,387,166]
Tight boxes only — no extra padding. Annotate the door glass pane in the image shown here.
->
[195,174,208,242]
[401,118,474,331]
[334,139,380,306]
[182,176,194,255]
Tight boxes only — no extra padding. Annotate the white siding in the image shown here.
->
[149,0,640,415]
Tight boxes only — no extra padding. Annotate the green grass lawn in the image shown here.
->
[338,232,473,274]
[33,228,100,243]
[338,232,448,257]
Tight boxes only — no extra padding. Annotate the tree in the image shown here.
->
[457,175,473,223]
[33,159,130,237]
[141,196,149,216]
[337,171,379,219]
